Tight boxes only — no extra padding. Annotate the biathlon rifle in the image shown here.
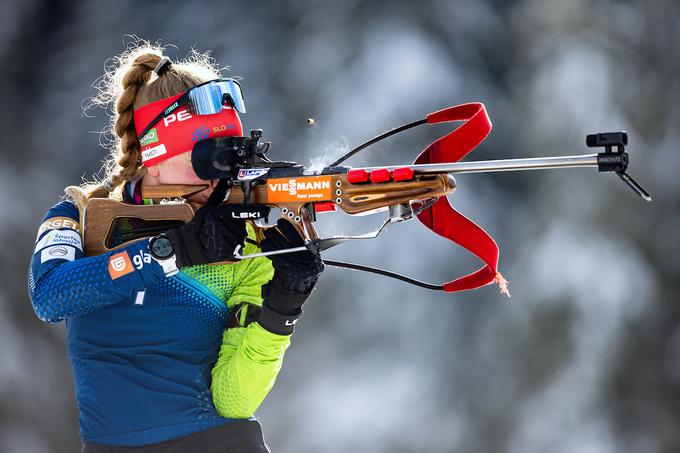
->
[82,104,650,294]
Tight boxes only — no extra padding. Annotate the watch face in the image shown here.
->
[150,237,174,259]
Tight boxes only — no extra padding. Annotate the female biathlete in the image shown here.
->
[27,44,323,452]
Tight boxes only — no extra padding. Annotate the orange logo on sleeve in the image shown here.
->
[267,176,333,203]
[108,252,134,280]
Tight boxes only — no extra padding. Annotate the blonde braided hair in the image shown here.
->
[72,40,225,201]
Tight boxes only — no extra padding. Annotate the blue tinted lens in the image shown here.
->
[188,83,223,114]
[188,80,246,115]
[222,80,246,114]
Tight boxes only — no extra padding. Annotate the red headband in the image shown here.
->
[133,93,243,167]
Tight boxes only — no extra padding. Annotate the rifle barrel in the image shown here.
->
[360,154,599,175]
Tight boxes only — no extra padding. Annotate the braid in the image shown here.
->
[108,54,161,191]
[78,40,224,200]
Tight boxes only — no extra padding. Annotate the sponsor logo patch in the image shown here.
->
[212,123,235,134]
[163,108,192,127]
[108,252,134,280]
[191,126,210,141]
[238,168,269,181]
[141,143,167,162]
[131,249,152,270]
[34,229,82,252]
[267,176,333,203]
[140,128,158,146]
[40,245,76,263]
[36,217,80,240]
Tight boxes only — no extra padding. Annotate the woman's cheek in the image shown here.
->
[181,168,205,184]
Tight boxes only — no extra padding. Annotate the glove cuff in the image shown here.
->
[258,302,303,336]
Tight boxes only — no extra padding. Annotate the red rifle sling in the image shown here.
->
[415,103,509,295]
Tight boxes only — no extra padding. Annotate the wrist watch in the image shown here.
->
[148,234,179,277]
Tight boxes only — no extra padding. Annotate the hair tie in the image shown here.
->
[154,56,172,76]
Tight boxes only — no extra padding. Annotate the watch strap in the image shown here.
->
[155,254,179,277]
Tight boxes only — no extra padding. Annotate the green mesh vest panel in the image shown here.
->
[180,223,274,308]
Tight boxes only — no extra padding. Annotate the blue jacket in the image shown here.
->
[28,198,282,446]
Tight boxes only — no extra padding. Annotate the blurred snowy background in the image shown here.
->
[1,0,678,452]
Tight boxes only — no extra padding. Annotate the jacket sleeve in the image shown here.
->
[27,200,165,323]
[211,226,292,419]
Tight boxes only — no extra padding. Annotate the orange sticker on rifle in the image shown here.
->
[267,176,333,203]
